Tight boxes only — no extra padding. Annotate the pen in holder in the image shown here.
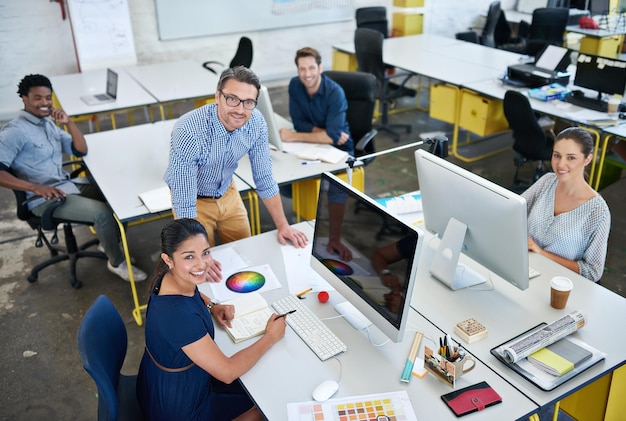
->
[424,345,475,388]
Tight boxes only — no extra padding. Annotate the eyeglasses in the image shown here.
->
[219,90,257,110]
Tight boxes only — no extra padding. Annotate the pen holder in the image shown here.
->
[423,345,476,388]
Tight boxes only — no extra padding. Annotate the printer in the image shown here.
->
[506,45,571,88]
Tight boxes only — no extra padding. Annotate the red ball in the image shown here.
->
[318,291,329,303]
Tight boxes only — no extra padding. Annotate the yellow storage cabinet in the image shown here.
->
[332,50,358,72]
[580,35,624,58]
[430,83,459,125]
[458,89,508,136]
[292,167,365,222]
[392,12,423,37]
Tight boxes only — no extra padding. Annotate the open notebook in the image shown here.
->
[296,144,349,164]
[138,185,171,213]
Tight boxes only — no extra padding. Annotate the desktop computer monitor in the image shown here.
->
[414,149,529,291]
[310,172,424,343]
[574,53,626,99]
[256,85,285,151]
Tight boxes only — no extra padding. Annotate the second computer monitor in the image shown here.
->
[256,85,284,151]
[574,53,626,98]
[415,149,529,291]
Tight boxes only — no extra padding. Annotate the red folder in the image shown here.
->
[441,381,502,417]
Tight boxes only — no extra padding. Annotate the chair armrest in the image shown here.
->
[202,61,225,75]
[21,195,66,230]
[355,129,378,155]
[63,160,88,179]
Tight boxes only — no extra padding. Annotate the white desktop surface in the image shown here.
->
[212,222,539,420]
[333,34,463,56]
[235,149,355,187]
[49,68,157,117]
[122,60,219,103]
[333,35,504,85]
[434,42,524,71]
[410,231,626,407]
[83,120,249,222]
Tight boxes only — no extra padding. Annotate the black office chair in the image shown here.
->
[10,163,106,289]
[503,90,555,187]
[456,1,515,48]
[322,70,378,165]
[354,28,416,142]
[202,36,253,74]
[356,6,388,38]
[77,295,143,421]
[502,8,569,57]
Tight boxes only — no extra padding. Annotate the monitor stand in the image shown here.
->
[429,217,487,290]
[334,301,373,331]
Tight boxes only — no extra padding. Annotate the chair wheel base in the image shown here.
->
[71,279,83,289]
[27,274,38,283]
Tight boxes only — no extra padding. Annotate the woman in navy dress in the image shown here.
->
[137,218,286,420]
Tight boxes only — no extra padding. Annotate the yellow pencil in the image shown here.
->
[296,288,312,298]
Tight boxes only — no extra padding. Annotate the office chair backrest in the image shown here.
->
[503,90,549,160]
[481,1,502,48]
[526,7,569,56]
[77,295,129,421]
[354,28,385,95]
[323,70,377,158]
[229,36,253,69]
[495,8,513,46]
[356,7,388,38]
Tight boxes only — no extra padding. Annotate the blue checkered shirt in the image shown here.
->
[165,103,278,219]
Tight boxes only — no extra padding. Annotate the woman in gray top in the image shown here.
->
[522,127,611,283]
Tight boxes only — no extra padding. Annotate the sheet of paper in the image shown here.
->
[281,242,334,294]
[287,390,418,421]
[197,246,249,300]
[138,184,171,213]
[205,263,282,302]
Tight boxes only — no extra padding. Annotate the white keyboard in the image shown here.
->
[272,295,347,361]
[529,266,541,279]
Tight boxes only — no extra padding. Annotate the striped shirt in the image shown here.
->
[164,103,278,219]
[522,173,611,282]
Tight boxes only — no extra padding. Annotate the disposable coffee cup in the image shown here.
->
[550,276,573,309]
[608,96,621,118]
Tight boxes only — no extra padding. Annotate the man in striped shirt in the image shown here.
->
[165,66,307,281]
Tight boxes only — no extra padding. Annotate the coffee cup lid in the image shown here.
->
[550,276,573,291]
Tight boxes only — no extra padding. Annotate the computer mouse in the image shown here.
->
[312,379,339,402]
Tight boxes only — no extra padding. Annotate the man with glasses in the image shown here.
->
[165,66,307,280]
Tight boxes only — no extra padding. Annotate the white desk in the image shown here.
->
[122,60,219,119]
[49,68,157,119]
[409,231,626,408]
[83,120,255,325]
[213,222,539,420]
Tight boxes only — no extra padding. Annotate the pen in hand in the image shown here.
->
[276,309,297,319]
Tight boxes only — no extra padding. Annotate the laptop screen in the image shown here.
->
[106,69,118,99]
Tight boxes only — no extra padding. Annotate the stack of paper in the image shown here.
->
[527,338,593,376]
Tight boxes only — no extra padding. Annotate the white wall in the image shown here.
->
[0,0,514,120]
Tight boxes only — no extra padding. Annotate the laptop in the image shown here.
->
[256,85,292,151]
[80,68,118,106]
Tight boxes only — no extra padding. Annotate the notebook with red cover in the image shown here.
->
[441,381,502,417]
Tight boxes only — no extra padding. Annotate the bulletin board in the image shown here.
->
[66,0,137,71]
[154,0,356,41]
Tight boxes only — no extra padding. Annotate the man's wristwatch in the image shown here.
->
[206,300,218,313]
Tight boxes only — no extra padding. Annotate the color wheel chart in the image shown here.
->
[226,271,266,292]
[287,391,417,421]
